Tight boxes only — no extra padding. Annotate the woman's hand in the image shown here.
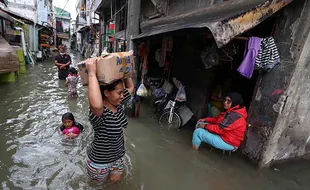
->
[87,58,104,116]
[124,77,134,94]
[198,123,205,128]
[86,58,97,74]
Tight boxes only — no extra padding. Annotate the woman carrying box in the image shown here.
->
[85,58,134,183]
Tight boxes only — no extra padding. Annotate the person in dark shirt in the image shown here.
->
[55,45,72,80]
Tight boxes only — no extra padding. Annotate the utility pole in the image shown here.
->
[126,0,141,96]
[126,0,141,51]
[99,9,106,54]
[49,0,57,49]
[33,0,38,56]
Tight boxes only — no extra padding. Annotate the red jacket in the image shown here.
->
[204,105,247,147]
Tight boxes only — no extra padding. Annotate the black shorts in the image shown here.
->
[58,69,69,80]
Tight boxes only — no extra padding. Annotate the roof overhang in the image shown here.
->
[0,9,15,23]
[114,30,126,40]
[0,7,33,24]
[77,25,89,33]
[95,0,112,13]
[134,0,294,48]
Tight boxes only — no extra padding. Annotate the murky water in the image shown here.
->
[1,52,310,190]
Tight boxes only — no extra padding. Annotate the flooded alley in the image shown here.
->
[0,53,310,190]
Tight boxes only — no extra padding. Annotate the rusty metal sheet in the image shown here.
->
[134,0,294,48]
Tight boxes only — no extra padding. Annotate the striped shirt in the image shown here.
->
[87,89,131,164]
[255,37,280,72]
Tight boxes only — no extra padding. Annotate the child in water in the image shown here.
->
[65,67,79,97]
[60,112,84,138]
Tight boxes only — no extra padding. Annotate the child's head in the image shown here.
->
[69,67,78,75]
[62,112,75,128]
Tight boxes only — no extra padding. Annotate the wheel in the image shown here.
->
[158,110,182,129]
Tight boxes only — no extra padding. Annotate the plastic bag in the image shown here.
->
[152,88,166,98]
[101,47,110,57]
[162,80,173,94]
[200,43,219,69]
[176,83,186,102]
[136,83,148,97]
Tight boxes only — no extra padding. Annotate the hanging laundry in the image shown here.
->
[167,37,174,53]
[255,37,280,72]
[138,42,148,78]
[164,37,173,77]
[159,37,168,67]
[138,42,147,57]
[155,48,161,63]
[237,37,262,79]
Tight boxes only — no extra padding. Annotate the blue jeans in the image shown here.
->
[192,125,235,151]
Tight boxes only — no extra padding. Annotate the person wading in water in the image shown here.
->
[86,58,134,183]
[54,45,72,80]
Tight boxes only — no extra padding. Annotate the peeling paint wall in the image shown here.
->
[241,0,310,167]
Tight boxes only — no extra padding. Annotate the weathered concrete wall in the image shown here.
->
[140,0,160,21]
[241,0,310,167]
[259,0,310,167]
[167,0,212,16]
[141,0,225,20]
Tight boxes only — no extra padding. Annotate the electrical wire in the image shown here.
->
[107,1,128,22]
[57,0,70,17]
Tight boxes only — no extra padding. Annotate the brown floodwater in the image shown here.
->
[0,52,309,190]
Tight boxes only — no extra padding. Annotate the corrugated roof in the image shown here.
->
[134,0,294,47]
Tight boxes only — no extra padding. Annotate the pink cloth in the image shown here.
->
[62,126,80,135]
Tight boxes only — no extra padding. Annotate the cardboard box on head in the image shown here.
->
[78,51,134,85]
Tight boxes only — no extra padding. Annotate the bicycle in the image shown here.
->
[158,99,183,129]
[158,78,187,129]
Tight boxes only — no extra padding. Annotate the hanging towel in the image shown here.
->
[237,37,262,78]
[159,37,168,67]
[255,37,280,72]
[167,37,174,53]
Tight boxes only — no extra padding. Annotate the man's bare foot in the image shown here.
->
[192,145,199,150]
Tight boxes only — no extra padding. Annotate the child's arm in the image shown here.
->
[65,133,78,138]
[65,78,68,87]
[54,58,63,67]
